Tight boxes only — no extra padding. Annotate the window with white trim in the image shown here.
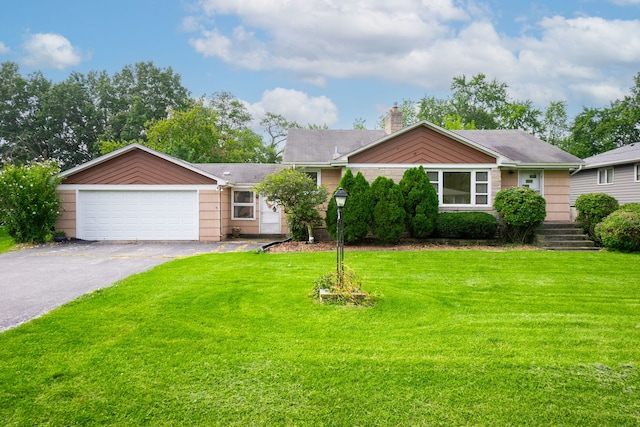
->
[232,190,255,219]
[598,167,614,185]
[305,169,321,186]
[427,170,490,206]
[635,164,640,182]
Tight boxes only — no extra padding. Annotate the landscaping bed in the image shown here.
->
[266,238,538,253]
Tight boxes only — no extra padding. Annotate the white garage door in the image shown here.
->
[77,190,199,241]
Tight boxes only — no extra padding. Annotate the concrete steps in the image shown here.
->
[534,222,599,251]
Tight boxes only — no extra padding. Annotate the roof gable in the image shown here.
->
[61,144,223,185]
[348,125,497,164]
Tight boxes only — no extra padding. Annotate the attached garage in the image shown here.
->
[56,144,226,242]
[77,190,199,241]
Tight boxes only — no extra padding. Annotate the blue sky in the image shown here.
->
[1,0,639,130]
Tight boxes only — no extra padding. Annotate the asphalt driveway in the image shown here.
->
[0,240,268,332]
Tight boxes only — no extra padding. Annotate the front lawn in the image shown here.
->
[1,250,638,426]
[0,227,14,253]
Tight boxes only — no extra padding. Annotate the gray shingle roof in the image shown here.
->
[284,125,582,166]
[453,129,583,164]
[194,163,284,185]
[581,143,640,169]
[283,129,385,164]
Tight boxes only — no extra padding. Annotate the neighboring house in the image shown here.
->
[56,107,583,241]
[570,143,640,210]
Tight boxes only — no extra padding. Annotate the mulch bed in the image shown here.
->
[265,239,539,253]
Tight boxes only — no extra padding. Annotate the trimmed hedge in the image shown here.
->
[494,187,546,243]
[435,212,498,239]
[595,210,640,252]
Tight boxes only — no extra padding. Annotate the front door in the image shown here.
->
[260,196,281,234]
[519,170,542,194]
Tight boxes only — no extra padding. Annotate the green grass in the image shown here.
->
[1,250,639,426]
[0,227,14,253]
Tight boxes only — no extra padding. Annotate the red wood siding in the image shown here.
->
[63,149,217,185]
[349,127,496,164]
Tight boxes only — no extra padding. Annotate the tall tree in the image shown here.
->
[0,61,191,169]
[100,62,191,142]
[0,62,51,165]
[260,112,301,163]
[568,72,640,158]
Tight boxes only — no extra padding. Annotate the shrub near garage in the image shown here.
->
[574,193,619,241]
[595,209,640,252]
[0,161,61,243]
[435,212,498,239]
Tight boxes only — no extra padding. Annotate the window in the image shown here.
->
[232,190,255,219]
[635,164,640,182]
[305,170,321,186]
[598,167,614,185]
[443,172,471,204]
[475,171,489,204]
[427,170,490,206]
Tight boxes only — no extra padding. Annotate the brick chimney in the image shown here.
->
[384,103,403,134]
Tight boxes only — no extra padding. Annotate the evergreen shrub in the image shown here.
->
[435,212,498,239]
[370,176,406,244]
[398,166,439,238]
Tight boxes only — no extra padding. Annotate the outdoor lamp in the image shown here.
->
[334,187,348,208]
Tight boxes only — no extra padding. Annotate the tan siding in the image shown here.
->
[500,170,519,188]
[199,190,221,242]
[321,168,342,191]
[349,127,496,164]
[228,190,260,236]
[63,149,217,185]
[544,170,571,221]
[55,190,77,238]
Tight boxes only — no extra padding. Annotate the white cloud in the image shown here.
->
[22,33,85,70]
[0,42,10,54]
[186,0,640,109]
[245,88,339,128]
[610,0,640,5]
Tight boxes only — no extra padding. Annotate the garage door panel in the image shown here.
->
[78,190,198,241]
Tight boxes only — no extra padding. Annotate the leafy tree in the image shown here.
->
[370,176,406,244]
[0,160,61,243]
[0,62,52,165]
[0,61,191,169]
[450,73,508,130]
[568,74,640,158]
[255,168,328,242]
[352,117,367,130]
[101,62,191,142]
[260,112,301,163]
[326,170,373,243]
[542,101,570,147]
[398,166,439,238]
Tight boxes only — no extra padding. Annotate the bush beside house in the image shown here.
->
[0,161,62,243]
[494,187,546,243]
[435,212,498,239]
[575,193,620,242]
